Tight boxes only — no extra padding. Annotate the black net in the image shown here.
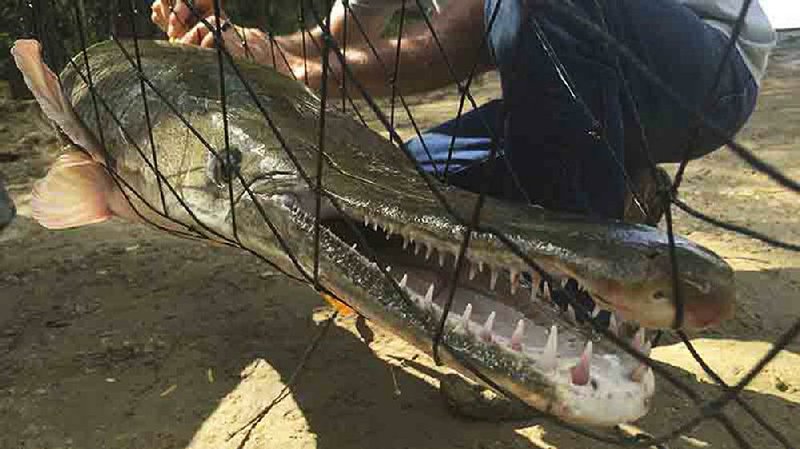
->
[8,0,799,447]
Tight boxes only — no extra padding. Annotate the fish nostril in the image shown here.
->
[208,147,243,185]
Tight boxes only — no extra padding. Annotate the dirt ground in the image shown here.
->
[1,32,799,449]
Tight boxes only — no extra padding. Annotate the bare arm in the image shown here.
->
[151,0,492,98]
[304,0,494,98]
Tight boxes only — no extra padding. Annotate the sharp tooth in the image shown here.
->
[609,313,618,335]
[372,221,379,231]
[510,270,520,295]
[543,281,552,300]
[490,269,498,291]
[385,230,392,240]
[541,325,557,372]
[460,303,473,330]
[570,341,592,386]
[364,216,369,227]
[452,252,459,268]
[399,274,408,289]
[403,237,409,249]
[632,328,646,352]
[561,278,569,288]
[591,306,600,319]
[478,261,484,272]
[424,282,435,304]
[480,311,496,342]
[438,251,446,267]
[468,263,477,281]
[386,265,392,273]
[510,319,524,351]
[415,241,423,255]
[425,245,433,261]
[567,304,577,323]
[351,242,358,250]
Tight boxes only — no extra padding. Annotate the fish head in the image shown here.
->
[545,224,736,330]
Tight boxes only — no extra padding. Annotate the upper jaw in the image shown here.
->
[290,205,657,426]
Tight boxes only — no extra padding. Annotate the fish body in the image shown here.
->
[12,38,736,426]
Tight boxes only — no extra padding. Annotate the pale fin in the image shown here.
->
[31,151,114,229]
[11,39,105,162]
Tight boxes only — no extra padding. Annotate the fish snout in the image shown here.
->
[681,288,735,329]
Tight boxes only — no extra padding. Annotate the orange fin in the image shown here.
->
[31,151,114,229]
[321,293,356,317]
[11,39,104,162]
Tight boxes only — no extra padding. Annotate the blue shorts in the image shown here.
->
[405,0,759,219]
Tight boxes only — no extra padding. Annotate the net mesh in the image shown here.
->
[9,0,799,447]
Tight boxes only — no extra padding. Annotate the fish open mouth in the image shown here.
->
[278,196,658,426]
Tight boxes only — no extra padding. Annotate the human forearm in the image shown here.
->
[296,0,492,98]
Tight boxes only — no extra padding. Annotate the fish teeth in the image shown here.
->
[632,328,646,352]
[609,313,618,335]
[630,342,652,383]
[438,251,446,267]
[403,237,409,249]
[459,303,473,331]
[461,302,472,329]
[468,263,477,281]
[489,269,498,291]
[480,311,496,342]
[399,274,408,289]
[478,261,484,272]
[510,319,524,351]
[541,325,558,372]
[364,216,370,227]
[570,341,592,386]
[415,241,423,255]
[424,282,435,304]
[566,304,577,324]
[425,245,433,261]
[386,265,392,273]
[590,305,600,319]
[543,281,552,301]
[372,221,379,232]
[510,270,520,295]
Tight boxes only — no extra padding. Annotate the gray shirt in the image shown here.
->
[345,0,776,83]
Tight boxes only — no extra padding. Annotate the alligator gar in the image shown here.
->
[12,38,735,426]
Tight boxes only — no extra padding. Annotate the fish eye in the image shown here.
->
[208,147,243,185]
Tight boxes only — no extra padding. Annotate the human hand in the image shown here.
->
[150,0,263,61]
[150,0,226,42]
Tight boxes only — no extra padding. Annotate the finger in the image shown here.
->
[200,30,218,49]
[179,19,210,46]
[180,15,228,47]
[168,1,192,39]
[150,0,170,32]
[199,20,245,58]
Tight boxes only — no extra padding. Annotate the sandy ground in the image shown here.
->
[1,32,799,449]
